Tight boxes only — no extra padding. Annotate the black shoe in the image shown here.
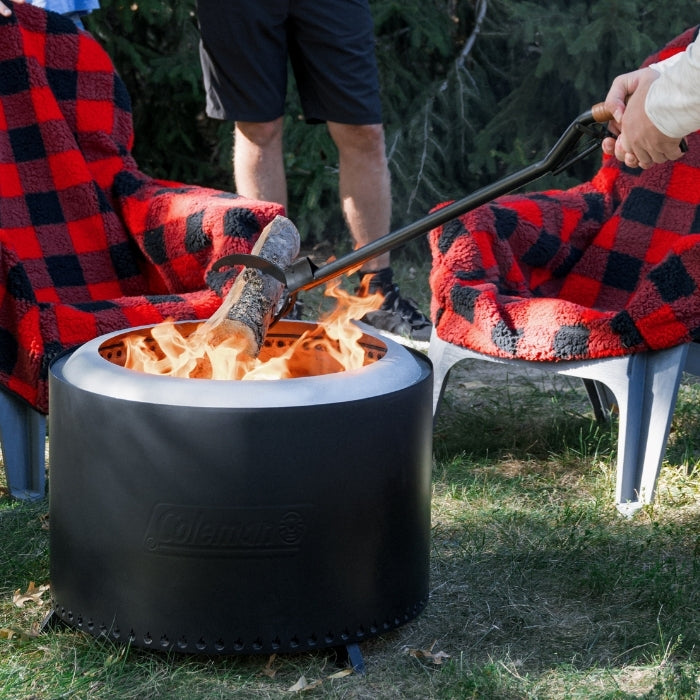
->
[357,268,432,342]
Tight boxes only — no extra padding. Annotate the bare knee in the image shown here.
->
[235,119,284,149]
[327,122,387,159]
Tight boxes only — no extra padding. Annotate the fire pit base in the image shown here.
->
[48,321,433,656]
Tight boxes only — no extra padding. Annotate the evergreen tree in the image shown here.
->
[383,0,699,233]
[85,0,699,247]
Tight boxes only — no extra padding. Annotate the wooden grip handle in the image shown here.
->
[591,102,614,123]
[590,101,689,155]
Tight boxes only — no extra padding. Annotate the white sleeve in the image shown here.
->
[644,36,700,138]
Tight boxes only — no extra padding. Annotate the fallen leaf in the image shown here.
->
[427,649,450,665]
[287,675,322,693]
[0,625,39,641]
[13,581,50,608]
[403,640,450,665]
[327,668,353,679]
[261,654,278,678]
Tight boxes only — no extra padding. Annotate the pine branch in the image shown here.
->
[406,0,489,211]
[445,0,489,91]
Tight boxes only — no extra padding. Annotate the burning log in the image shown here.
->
[204,215,301,356]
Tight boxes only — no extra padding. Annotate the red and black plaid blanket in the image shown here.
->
[0,4,283,412]
[430,27,700,364]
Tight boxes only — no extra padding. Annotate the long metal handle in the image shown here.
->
[288,103,614,295]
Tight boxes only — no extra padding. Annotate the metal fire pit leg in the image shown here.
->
[40,609,65,632]
[345,643,366,675]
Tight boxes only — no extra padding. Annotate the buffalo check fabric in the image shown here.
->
[430,27,700,364]
[0,4,283,412]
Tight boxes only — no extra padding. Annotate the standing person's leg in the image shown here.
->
[328,120,431,342]
[326,121,391,274]
[197,0,289,206]
[288,0,431,340]
[290,0,389,259]
[234,118,288,209]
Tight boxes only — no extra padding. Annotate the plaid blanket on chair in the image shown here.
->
[430,27,700,363]
[0,5,283,412]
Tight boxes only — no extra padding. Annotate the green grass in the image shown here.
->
[2,259,700,699]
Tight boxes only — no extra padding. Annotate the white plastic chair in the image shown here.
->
[0,387,46,500]
[430,330,700,516]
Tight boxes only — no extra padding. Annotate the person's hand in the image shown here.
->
[0,0,24,17]
[601,67,685,169]
[601,69,642,161]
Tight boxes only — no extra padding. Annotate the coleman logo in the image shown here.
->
[144,504,309,556]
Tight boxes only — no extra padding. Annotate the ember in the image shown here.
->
[110,277,383,380]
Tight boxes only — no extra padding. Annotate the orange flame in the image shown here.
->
[121,276,383,380]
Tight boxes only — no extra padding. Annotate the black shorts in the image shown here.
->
[197,0,383,124]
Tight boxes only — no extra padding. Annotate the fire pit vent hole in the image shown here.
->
[52,597,428,654]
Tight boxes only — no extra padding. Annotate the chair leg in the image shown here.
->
[428,331,458,419]
[429,334,691,515]
[581,379,614,423]
[0,388,47,500]
[428,331,499,420]
[571,346,689,515]
[682,340,700,377]
[633,345,689,508]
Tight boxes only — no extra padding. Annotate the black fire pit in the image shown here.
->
[47,320,433,661]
